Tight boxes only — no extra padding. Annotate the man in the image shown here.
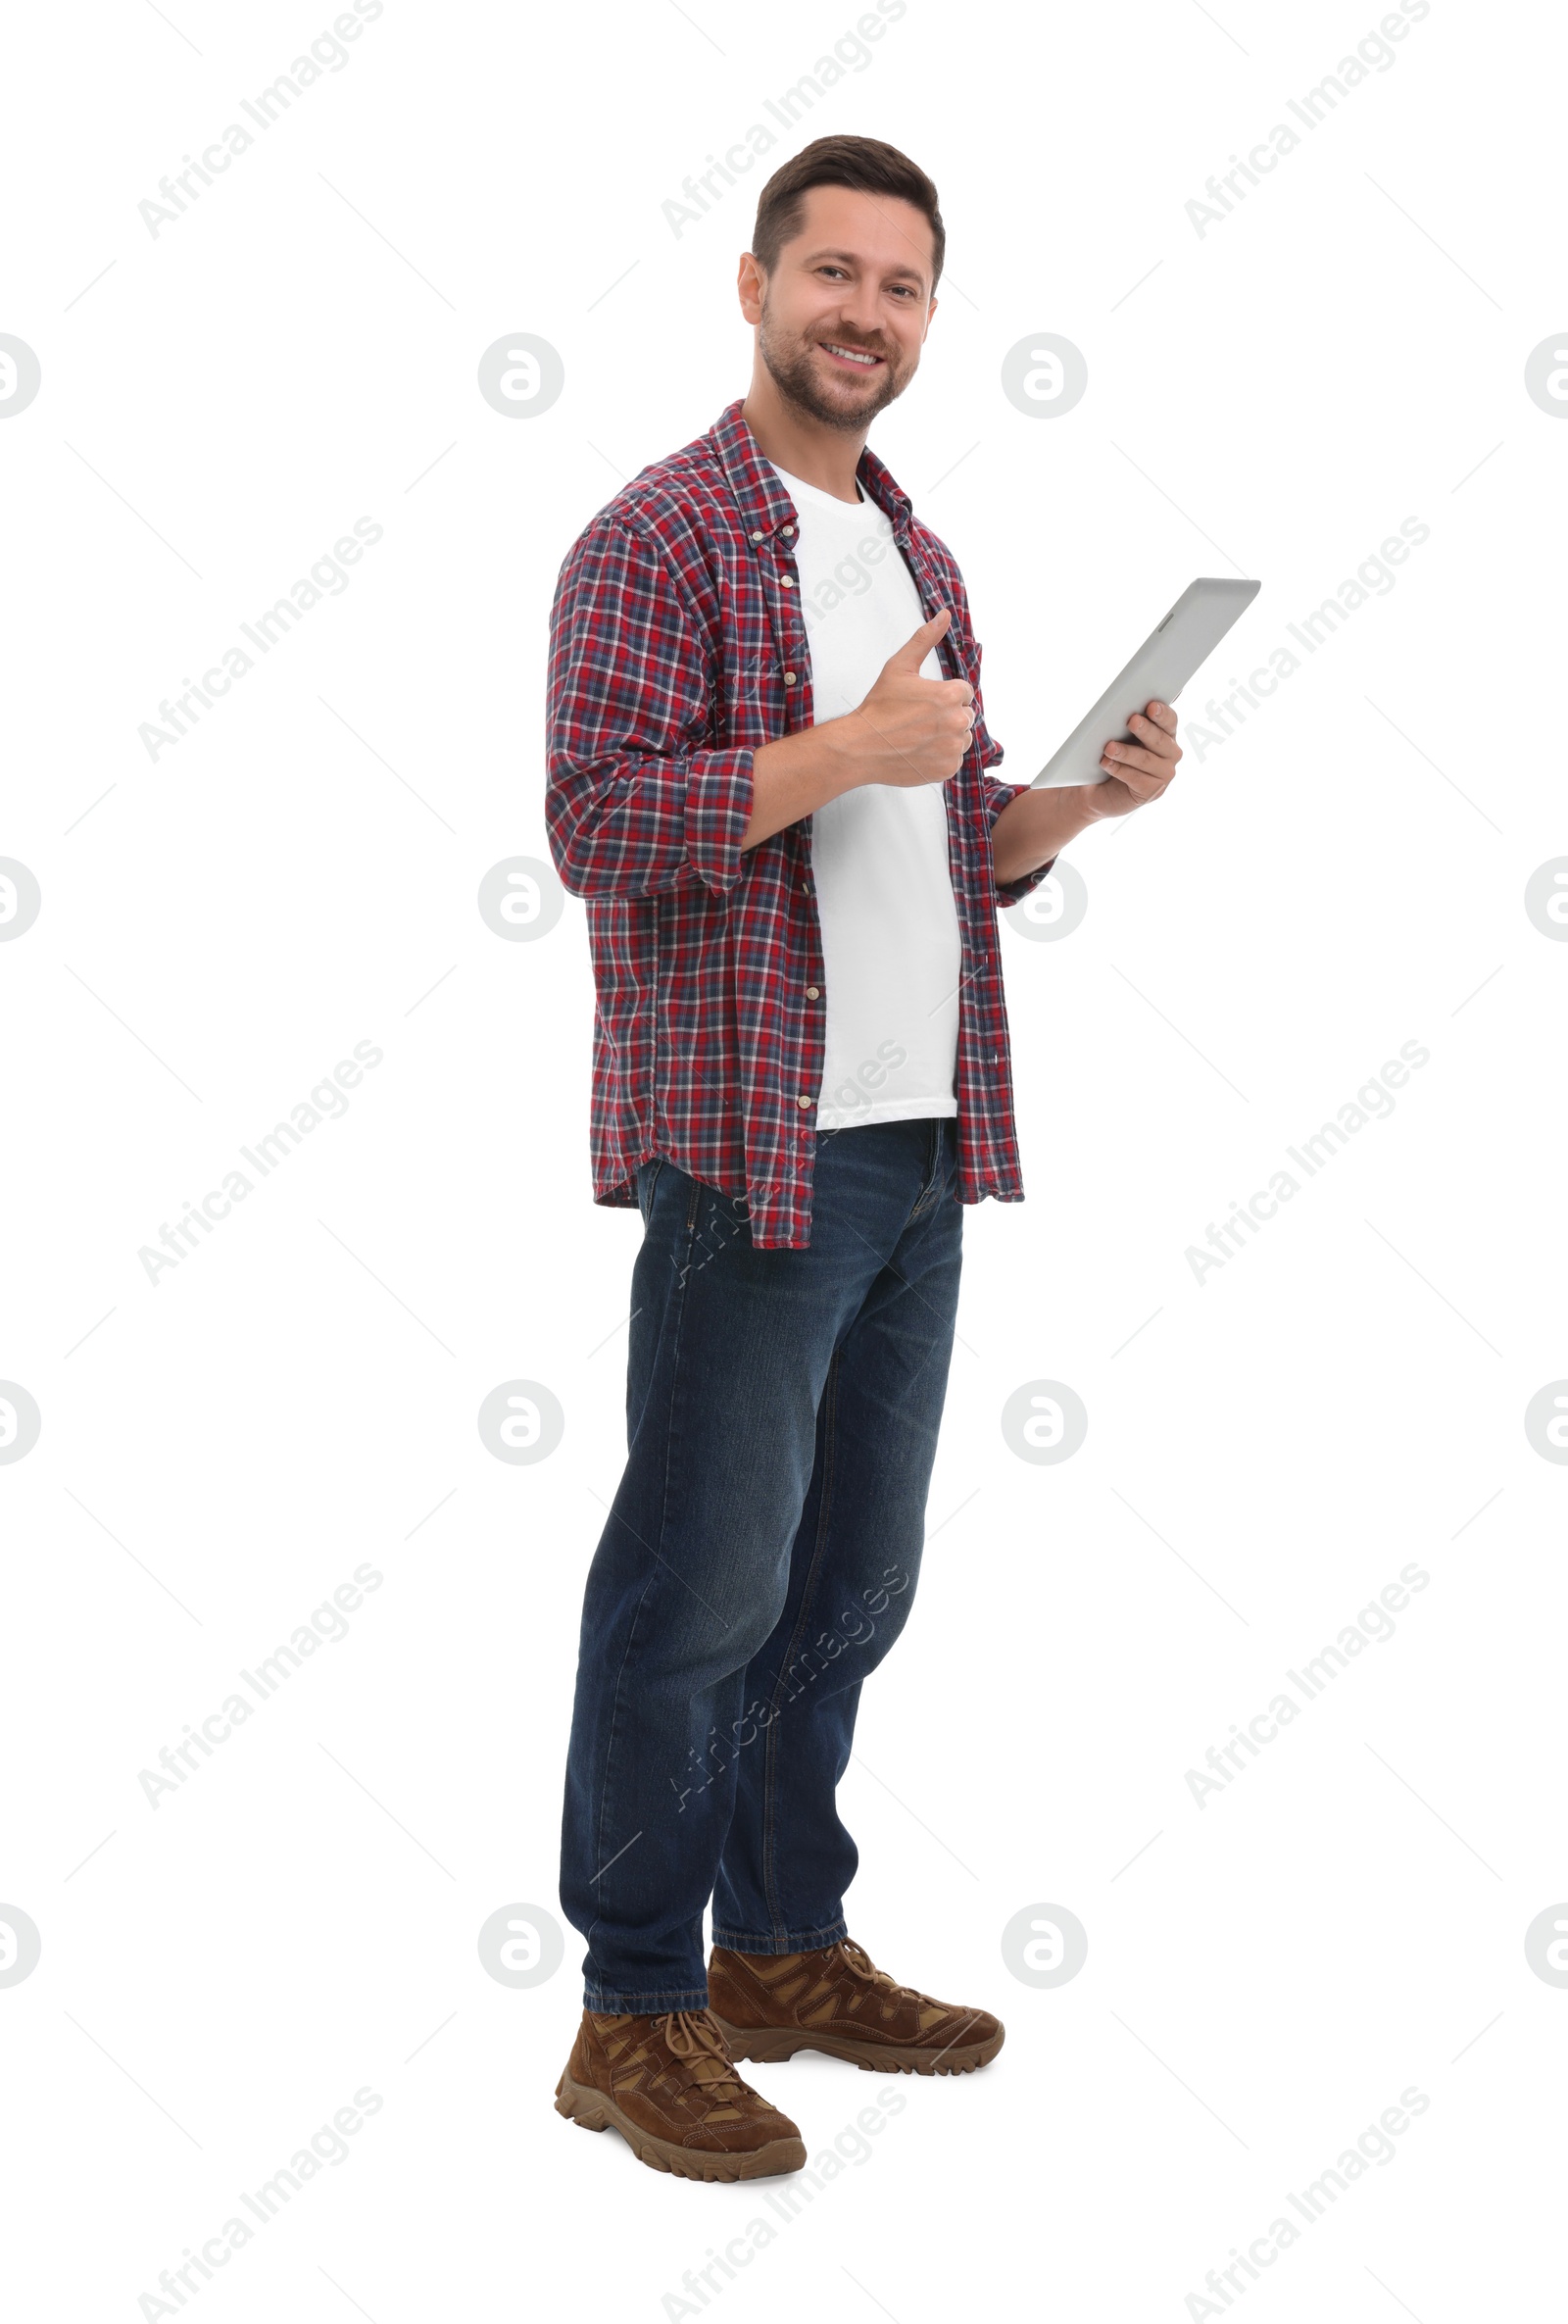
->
[544,133,1182,2182]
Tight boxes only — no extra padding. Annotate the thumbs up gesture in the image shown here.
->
[842,608,976,788]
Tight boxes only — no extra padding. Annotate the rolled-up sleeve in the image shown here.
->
[545,517,756,900]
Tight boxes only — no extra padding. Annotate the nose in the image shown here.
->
[836,287,885,346]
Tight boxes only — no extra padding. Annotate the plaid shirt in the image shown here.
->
[544,397,1054,1250]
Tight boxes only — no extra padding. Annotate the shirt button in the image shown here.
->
[783,671,797,686]
[780,575,794,588]
[797,1095,812,1110]
[751,530,764,543]
[806,985,820,999]
[782,523,795,536]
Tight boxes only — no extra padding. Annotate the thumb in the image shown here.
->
[882,607,951,675]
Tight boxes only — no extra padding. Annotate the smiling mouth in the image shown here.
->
[818,341,885,370]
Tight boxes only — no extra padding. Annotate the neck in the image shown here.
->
[740,370,864,504]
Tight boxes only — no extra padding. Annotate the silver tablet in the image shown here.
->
[1030,576,1262,788]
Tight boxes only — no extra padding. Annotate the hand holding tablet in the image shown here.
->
[1031,577,1262,791]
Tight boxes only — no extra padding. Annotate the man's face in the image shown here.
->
[748,183,937,432]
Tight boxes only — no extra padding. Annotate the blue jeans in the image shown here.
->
[559,1116,964,2010]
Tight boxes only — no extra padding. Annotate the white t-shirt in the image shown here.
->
[767,461,962,1132]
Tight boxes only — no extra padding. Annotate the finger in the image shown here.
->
[1127,712,1182,761]
[1102,741,1173,776]
[884,609,952,673]
[1101,742,1176,785]
[1142,700,1178,734]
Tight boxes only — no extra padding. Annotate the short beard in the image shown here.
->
[757,299,904,432]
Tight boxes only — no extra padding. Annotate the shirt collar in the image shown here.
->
[710,396,913,543]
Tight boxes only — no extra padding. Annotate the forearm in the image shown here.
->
[741,721,858,851]
[990,783,1102,886]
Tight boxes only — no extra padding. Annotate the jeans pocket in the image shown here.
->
[635,1155,664,1229]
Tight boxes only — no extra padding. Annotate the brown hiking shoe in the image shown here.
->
[708,1937,1004,2076]
[554,2006,808,2181]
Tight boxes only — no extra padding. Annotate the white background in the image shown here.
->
[3,1,1565,2318]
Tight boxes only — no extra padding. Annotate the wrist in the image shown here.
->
[814,715,863,802]
[1064,779,1109,831]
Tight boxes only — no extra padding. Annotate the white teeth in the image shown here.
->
[823,343,878,365]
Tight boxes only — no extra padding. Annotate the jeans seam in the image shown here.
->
[760,1350,842,1942]
[587,1168,699,1975]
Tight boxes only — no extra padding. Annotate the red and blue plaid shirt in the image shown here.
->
[544,396,1054,1249]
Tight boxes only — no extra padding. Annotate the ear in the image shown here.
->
[737,251,765,326]
[920,295,939,343]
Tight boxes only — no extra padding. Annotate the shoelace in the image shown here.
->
[836,1938,924,2004]
[656,2008,756,2103]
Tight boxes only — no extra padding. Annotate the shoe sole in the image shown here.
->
[554,2071,808,2181]
[708,2014,1004,2076]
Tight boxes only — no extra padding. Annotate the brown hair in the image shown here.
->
[751,134,945,292]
